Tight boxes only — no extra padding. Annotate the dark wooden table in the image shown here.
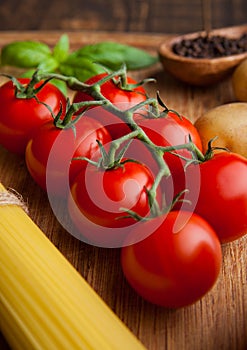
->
[0,30,247,350]
[0,0,247,34]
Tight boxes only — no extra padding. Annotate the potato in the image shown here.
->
[194,102,247,158]
[232,59,247,102]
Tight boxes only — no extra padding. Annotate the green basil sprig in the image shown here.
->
[71,41,158,71]
[0,34,158,82]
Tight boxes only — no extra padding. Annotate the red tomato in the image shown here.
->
[173,152,247,243]
[121,211,222,308]
[137,112,203,176]
[0,78,67,155]
[25,116,111,196]
[73,73,147,139]
[68,159,161,247]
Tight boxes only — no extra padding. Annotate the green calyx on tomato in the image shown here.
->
[1,70,58,100]
[50,98,107,131]
[156,91,182,119]
[202,136,230,161]
[109,73,154,93]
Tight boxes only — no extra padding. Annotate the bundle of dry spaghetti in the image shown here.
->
[0,183,146,350]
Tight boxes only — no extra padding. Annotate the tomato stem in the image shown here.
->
[203,137,229,160]
[105,130,140,168]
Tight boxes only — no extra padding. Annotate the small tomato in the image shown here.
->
[25,116,111,196]
[68,159,161,247]
[173,152,247,243]
[0,78,67,155]
[121,211,222,308]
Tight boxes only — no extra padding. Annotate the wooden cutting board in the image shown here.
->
[0,30,246,350]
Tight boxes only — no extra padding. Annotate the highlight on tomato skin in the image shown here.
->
[121,211,222,308]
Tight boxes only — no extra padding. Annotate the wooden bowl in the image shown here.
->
[158,24,247,86]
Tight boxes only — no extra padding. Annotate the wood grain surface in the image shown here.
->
[0,0,247,34]
[0,31,247,350]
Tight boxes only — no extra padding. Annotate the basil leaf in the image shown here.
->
[73,42,158,70]
[59,55,105,81]
[37,57,59,72]
[1,41,52,68]
[53,34,69,63]
[20,69,36,78]
[49,79,67,95]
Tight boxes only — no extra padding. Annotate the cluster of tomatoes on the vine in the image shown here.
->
[0,69,246,308]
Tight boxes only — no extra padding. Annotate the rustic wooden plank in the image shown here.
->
[0,0,247,34]
[0,30,246,350]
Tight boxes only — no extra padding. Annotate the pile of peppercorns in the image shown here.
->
[173,33,247,58]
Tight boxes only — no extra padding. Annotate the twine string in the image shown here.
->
[0,188,29,213]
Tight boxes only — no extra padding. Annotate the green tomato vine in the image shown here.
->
[35,66,205,218]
